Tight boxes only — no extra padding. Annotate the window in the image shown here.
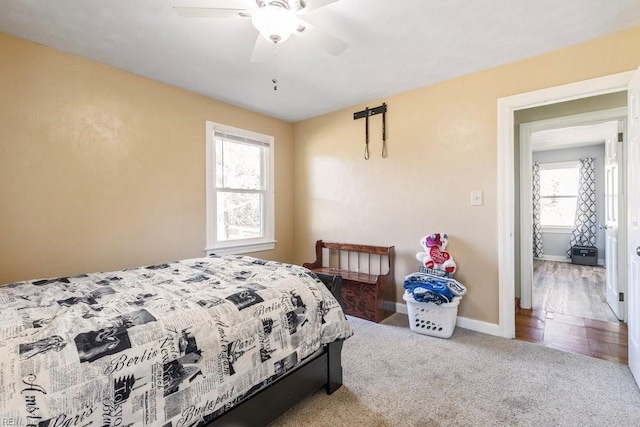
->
[539,161,580,230]
[205,122,275,255]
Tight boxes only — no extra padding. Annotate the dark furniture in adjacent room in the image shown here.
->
[571,245,598,266]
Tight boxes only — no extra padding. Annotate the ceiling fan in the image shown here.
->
[174,0,348,63]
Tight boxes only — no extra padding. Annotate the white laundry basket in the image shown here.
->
[403,291,460,338]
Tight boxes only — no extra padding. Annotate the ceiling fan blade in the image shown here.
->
[173,7,249,18]
[294,20,347,56]
[300,0,339,14]
[250,35,275,63]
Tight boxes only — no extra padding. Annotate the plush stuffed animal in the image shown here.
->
[416,233,457,274]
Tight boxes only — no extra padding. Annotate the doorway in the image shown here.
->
[531,130,613,322]
[519,111,627,320]
[515,108,628,363]
[496,70,635,340]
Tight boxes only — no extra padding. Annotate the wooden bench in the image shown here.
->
[303,240,395,323]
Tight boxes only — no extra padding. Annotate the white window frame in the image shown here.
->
[205,121,275,255]
[538,160,580,233]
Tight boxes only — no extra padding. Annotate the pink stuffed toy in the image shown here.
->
[416,233,457,274]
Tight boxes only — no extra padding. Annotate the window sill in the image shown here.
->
[205,241,276,256]
[541,227,573,234]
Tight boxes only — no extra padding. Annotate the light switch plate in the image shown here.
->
[471,191,483,206]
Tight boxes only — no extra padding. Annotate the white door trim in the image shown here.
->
[497,71,634,338]
[519,107,628,311]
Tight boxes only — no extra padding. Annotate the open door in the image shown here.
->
[628,66,640,387]
[604,121,624,320]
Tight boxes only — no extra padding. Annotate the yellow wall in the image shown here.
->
[0,32,295,284]
[293,26,640,324]
[3,26,640,325]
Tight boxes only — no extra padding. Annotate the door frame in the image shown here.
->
[519,108,627,312]
[497,70,635,338]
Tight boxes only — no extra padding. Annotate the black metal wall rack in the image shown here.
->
[353,103,387,160]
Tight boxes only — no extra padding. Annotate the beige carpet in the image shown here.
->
[271,314,640,426]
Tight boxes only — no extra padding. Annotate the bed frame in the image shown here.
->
[207,274,346,426]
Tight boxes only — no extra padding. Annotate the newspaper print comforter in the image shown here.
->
[0,255,353,426]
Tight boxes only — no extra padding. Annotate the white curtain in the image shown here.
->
[567,157,597,256]
[532,162,543,258]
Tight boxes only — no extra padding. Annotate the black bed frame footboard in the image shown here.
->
[206,274,346,427]
[208,340,343,427]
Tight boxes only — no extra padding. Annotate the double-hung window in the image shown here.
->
[539,161,580,231]
[205,122,275,255]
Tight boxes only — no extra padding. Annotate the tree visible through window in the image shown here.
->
[206,122,274,254]
[539,161,580,228]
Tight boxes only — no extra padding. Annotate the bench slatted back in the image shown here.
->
[317,241,392,276]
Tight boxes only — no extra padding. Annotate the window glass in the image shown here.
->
[540,197,577,227]
[217,192,262,241]
[540,168,579,197]
[206,122,274,254]
[539,163,579,228]
[216,136,263,190]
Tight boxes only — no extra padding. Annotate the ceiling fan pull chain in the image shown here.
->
[272,46,278,90]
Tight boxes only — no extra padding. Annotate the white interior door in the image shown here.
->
[628,67,640,387]
[604,122,623,320]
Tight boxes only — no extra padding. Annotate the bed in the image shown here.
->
[0,254,353,426]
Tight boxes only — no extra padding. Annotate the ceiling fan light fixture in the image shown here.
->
[251,5,298,44]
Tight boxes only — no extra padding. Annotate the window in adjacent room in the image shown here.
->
[538,161,580,231]
[205,122,275,255]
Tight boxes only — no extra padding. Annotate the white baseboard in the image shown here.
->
[394,302,502,337]
[395,301,408,315]
[455,316,502,336]
[536,255,570,263]
[535,255,605,266]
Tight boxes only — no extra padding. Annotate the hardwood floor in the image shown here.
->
[516,302,628,364]
[517,261,627,364]
[532,260,618,322]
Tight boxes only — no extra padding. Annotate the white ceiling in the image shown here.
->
[531,121,618,152]
[1,0,640,122]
